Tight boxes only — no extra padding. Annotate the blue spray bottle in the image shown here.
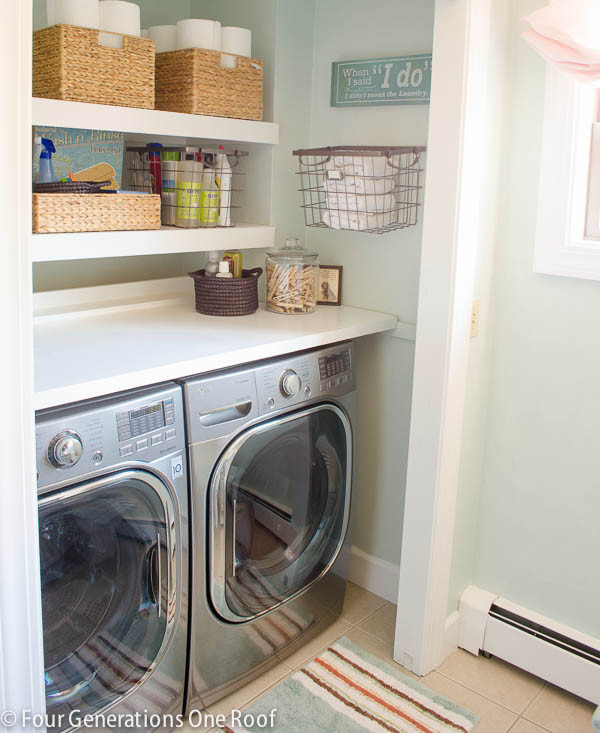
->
[38,138,57,184]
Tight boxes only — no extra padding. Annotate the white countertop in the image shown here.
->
[34,278,397,410]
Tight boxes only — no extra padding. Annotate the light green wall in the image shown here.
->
[32,0,435,574]
[307,0,433,564]
[449,0,600,637]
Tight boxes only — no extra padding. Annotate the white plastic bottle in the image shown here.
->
[215,147,232,227]
[204,251,219,276]
[215,261,233,278]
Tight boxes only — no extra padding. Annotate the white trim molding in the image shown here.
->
[348,547,399,604]
[533,68,600,280]
[393,0,510,676]
[0,1,47,731]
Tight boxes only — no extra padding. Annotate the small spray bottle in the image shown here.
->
[38,138,57,184]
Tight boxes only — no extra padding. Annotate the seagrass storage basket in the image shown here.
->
[155,49,263,120]
[32,193,161,233]
[33,24,155,109]
[189,268,262,316]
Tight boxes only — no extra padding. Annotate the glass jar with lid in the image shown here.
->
[266,237,319,314]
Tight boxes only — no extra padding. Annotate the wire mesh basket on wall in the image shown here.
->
[293,145,425,234]
[123,144,247,228]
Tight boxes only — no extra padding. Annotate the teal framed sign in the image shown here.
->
[331,54,432,107]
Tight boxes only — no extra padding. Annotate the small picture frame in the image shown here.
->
[317,265,343,306]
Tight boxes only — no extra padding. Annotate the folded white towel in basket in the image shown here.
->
[326,192,396,214]
[323,177,394,195]
[326,155,399,178]
[323,209,397,231]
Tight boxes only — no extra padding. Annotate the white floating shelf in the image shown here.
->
[32,97,279,146]
[31,223,275,262]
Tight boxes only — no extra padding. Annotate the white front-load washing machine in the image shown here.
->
[181,341,356,711]
[35,383,188,732]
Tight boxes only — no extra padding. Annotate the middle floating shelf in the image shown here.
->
[31,224,275,262]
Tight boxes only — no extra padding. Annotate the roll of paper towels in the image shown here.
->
[221,26,251,68]
[149,25,177,53]
[99,1,140,48]
[47,0,100,29]
[176,19,221,51]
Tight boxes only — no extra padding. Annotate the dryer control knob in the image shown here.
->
[280,370,301,398]
[48,431,83,468]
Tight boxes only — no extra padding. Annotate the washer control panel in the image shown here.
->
[35,384,185,492]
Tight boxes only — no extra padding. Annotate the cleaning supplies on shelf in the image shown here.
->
[176,159,204,228]
[33,127,124,190]
[223,250,242,278]
[204,251,220,276]
[216,261,233,278]
[38,138,58,184]
[200,169,220,227]
[215,147,232,227]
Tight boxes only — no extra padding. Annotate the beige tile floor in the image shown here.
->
[182,583,596,732]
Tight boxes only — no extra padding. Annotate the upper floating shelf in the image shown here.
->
[32,98,280,146]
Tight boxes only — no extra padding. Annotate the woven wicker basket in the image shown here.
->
[155,49,263,120]
[32,193,161,234]
[189,268,263,316]
[33,24,155,109]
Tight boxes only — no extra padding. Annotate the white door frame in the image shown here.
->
[0,1,47,731]
[394,0,503,675]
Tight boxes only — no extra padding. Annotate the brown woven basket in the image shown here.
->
[33,24,155,109]
[155,49,263,120]
[32,193,161,233]
[189,268,263,316]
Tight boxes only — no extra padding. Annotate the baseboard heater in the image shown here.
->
[459,585,600,705]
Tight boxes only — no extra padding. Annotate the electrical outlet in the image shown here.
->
[470,298,480,338]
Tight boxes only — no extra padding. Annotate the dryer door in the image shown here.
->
[209,404,352,622]
[38,469,178,725]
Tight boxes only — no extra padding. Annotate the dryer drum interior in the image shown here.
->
[210,404,351,621]
[39,473,176,720]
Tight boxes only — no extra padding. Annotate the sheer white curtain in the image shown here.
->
[522,0,600,83]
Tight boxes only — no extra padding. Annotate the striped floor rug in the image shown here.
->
[222,636,478,733]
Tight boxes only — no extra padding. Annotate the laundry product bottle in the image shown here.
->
[204,251,220,276]
[38,138,58,184]
[223,250,242,278]
[216,261,233,278]
[199,169,220,227]
[176,159,203,228]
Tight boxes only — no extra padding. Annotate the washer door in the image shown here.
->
[209,404,352,623]
[38,469,178,724]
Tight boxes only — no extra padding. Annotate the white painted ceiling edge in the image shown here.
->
[0,2,47,731]
[394,0,511,675]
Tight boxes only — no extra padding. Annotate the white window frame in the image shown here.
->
[533,69,600,280]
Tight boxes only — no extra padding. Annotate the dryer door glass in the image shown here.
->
[38,470,177,728]
[210,404,351,621]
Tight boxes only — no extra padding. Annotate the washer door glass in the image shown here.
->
[38,470,177,726]
[210,404,351,622]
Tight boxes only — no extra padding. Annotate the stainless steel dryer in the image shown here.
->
[35,383,188,732]
[181,341,356,711]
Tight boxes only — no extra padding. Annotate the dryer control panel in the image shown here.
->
[255,341,355,415]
